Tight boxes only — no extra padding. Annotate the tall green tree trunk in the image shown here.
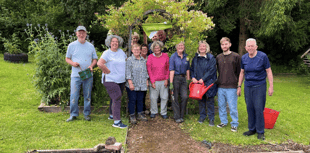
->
[238,18,247,55]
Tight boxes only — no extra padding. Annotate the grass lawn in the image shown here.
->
[0,54,128,153]
[181,74,310,145]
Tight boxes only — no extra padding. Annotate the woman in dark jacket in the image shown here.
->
[190,40,217,126]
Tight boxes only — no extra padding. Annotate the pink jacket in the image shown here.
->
[146,53,170,83]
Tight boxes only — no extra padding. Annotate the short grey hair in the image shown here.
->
[150,41,164,51]
[105,35,124,48]
[197,40,210,53]
[246,38,257,46]
[175,41,185,49]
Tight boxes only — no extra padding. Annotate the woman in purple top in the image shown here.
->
[237,38,274,140]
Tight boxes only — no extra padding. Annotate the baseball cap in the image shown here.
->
[76,26,87,32]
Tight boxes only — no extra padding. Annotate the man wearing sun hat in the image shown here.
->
[65,25,98,122]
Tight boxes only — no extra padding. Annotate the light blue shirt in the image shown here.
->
[66,40,98,77]
[101,48,127,83]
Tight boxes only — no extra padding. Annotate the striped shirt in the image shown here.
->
[125,55,149,91]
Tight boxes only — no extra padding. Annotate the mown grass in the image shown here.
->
[0,54,128,153]
[181,74,310,146]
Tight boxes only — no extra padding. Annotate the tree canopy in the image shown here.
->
[97,0,215,58]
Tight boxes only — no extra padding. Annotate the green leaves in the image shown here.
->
[98,0,215,59]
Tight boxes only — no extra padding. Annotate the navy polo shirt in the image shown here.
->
[169,52,190,75]
[241,51,271,87]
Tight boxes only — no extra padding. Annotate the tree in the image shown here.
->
[97,0,215,58]
[198,0,309,57]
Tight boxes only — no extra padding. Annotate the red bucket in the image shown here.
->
[264,108,280,129]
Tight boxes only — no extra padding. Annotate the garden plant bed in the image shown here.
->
[126,117,310,153]
[38,103,109,113]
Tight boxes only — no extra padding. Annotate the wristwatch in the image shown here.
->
[237,86,241,88]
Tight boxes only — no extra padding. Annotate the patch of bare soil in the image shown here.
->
[126,116,209,153]
[212,140,310,153]
[126,116,310,153]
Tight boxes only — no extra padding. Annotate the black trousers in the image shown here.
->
[172,75,188,119]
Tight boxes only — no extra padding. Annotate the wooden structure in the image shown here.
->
[300,48,310,67]
[127,9,172,56]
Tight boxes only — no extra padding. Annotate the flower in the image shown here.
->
[67,30,69,33]
[26,23,29,27]
[24,29,27,32]
[37,24,40,27]
[45,23,48,27]
[59,30,61,32]
[30,24,32,26]
[45,28,48,31]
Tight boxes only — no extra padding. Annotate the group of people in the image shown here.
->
[65,26,273,140]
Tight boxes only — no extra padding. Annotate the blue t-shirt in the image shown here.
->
[169,52,190,75]
[241,51,271,87]
[101,48,127,83]
[66,40,98,78]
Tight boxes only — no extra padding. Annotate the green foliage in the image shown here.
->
[0,55,128,152]
[0,33,22,54]
[26,25,72,105]
[98,0,215,59]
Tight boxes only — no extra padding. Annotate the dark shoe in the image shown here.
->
[161,115,168,119]
[180,118,184,122]
[150,114,156,118]
[198,118,205,124]
[217,123,227,128]
[84,116,91,121]
[108,115,113,120]
[129,114,137,124]
[243,130,256,136]
[257,133,265,140]
[66,116,77,122]
[175,119,182,123]
[231,126,238,132]
[112,121,127,129]
[209,120,215,127]
[137,113,147,121]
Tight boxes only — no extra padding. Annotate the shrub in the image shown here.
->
[0,33,22,54]
[26,24,113,111]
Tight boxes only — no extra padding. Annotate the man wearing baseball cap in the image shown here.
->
[65,26,98,122]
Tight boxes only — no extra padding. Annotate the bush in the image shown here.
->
[26,24,114,111]
[0,33,23,54]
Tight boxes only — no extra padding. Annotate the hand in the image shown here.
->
[187,80,191,85]
[103,68,111,74]
[198,79,204,84]
[164,80,168,88]
[169,82,173,90]
[129,83,135,91]
[152,82,156,89]
[72,62,79,67]
[88,66,93,72]
[237,87,241,97]
[192,78,198,84]
[146,80,149,87]
[268,86,274,96]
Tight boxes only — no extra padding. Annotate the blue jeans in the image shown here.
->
[70,76,93,117]
[244,83,266,134]
[218,88,239,127]
[199,96,215,121]
[126,87,146,115]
